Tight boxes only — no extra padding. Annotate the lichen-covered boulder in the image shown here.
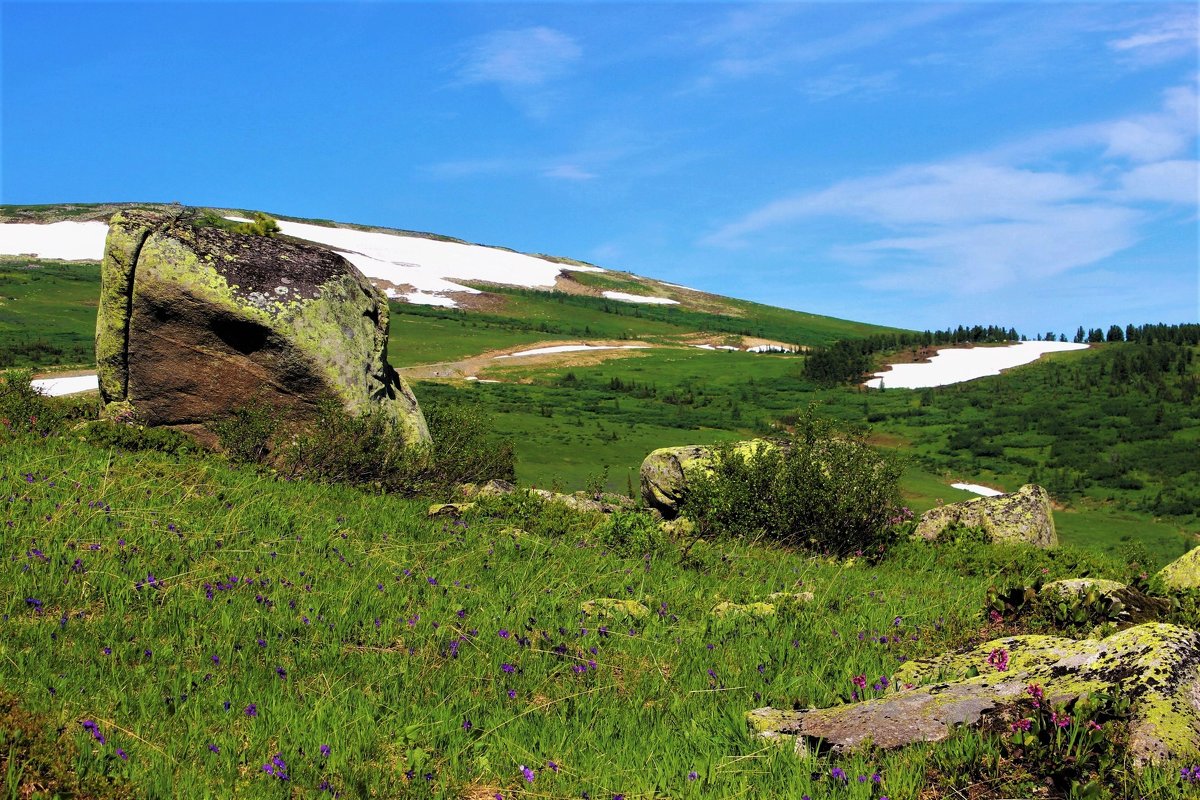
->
[1157,547,1200,592]
[914,484,1056,547]
[580,598,650,619]
[640,440,774,518]
[95,209,429,446]
[748,623,1200,765]
[711,592,813,620]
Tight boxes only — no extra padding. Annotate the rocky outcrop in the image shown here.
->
[640,440,774,518]
[1157,548,1200,592]
[749,623,1200,765]
[95,209,429,446]
[914,484,1056,547]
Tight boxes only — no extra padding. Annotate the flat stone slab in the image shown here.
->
[749,623,1200,765]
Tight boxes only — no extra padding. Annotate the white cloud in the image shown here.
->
[1119,160,1200,205]
[1108,8,1198,64]
[542,164,597,181]
[704,83,1197,296]
[458,27,581,88]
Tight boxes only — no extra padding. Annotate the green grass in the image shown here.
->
[0,257,100,368]
[5,420,1196,799]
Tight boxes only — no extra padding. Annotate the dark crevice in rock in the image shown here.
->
[117,225,154,400]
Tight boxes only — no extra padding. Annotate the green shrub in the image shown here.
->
[283,402,420,490]
[81,420,198,456]
[212,402,279,464]
[282,398,514,497]
[595,510,667,556]
[0,368,66,437]
[192,210,280,237]
[424,399,515,491]
[469,489,601,540]
[681,412,902,555]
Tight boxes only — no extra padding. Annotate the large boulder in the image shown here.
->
[95,209,429,446]
[914,484,1057,547]
[640,440,774,518]
[1156,547,1200,592]
[749,623,1200,765]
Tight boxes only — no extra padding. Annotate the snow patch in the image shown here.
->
[601,291,679,305]
[951,482,1006,497]
[691,344,740,351]
[747,344,799,353]
[864,341,1089,389]
[0,221,109,261]
[31,374,99,396]
[495,344,650,359]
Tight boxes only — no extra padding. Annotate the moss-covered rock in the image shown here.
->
[711,592,814,620]
[1040,578,1129,599]
[749,623,1200,765]
[95,209,429,447]
[639,440,774,518]
[914,484,1057,548]
[580,598,650,620]
[1157,547,1200,592]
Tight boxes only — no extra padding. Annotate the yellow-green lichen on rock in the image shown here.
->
[711,592,814,620]
[640,439,775,517]
[749,622,1200,766]
[580,598,650,620]
[914,484,1057,548]
[95,209,430,447]
[1157,547,1200,592]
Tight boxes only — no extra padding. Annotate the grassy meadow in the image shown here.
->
[4,407,1199,799]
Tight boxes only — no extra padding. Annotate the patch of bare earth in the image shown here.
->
[398,341,658,383]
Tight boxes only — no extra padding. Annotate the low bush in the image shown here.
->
[81,419,199,456]
[681,412,903,555]
[282,397,514,497]
[211,401,279,464]
[0,368,66,437]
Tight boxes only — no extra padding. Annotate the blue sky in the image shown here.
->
[3,2,1197,333]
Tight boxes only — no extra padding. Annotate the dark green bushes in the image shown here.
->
[681,414,902,555]
[239,398,517,497]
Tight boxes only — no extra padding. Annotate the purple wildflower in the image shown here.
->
[244,703,257,717]
[521,765,535,782]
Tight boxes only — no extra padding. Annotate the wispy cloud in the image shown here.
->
[1108,7,1198,65]
[454,26,581,119]
[542,164,596,181]
[458,26,581,87]
[683,5,959,92]
[704,82,1198,296]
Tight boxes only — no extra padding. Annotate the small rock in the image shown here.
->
[428,502,474,518]
[581,598,650,619]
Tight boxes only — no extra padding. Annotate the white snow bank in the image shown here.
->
[747,344,799,353]
[864,341,1089,389]
[950,482,1005,497]
[495,344,650,359]
[0,218,610,310]
[274,219,603,297]
[601,291,678,305]
[691,344,740,351]
[661,282,698,291]
[0,221,109,261]
[31,374,99,396]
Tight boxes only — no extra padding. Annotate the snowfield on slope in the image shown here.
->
[864,341,1089,389]
[0,221,109,261]
[495,344,651,359]
[0,219,607,308]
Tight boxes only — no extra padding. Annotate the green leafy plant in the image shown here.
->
[681,410,902,555]
[211,401,280,464]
